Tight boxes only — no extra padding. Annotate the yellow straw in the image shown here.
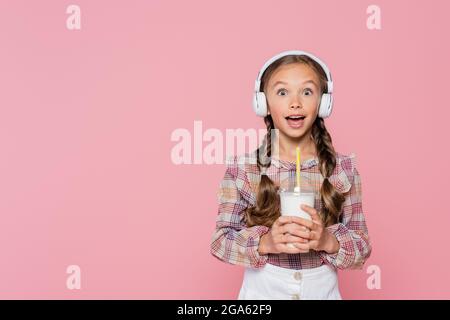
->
[295,147,301,192]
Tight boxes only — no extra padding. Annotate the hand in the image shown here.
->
[258,215,310,255]
[289,204,340,254]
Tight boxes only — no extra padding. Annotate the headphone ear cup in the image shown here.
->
[318,93,333,119]
[253,92,268,117]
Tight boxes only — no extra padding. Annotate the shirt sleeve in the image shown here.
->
[319,167,372,269]
[210,157,270,269]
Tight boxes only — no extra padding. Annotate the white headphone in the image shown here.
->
[252,50,334,119]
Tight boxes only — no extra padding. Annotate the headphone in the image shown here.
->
[252,50,334,119]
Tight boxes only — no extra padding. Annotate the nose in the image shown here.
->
[289,95,303,109]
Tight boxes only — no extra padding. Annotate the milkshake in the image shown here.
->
[278,146,316,248]
[279,189,315,248]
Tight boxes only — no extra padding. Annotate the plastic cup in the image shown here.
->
[279,190,315,248]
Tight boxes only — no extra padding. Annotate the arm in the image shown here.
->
[210,159,270,269]
[318,168,372,269]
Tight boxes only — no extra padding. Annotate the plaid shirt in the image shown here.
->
[210,148,372,270]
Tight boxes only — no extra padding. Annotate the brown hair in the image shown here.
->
[244,54,346,228]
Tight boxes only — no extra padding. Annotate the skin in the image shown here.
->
[257,63,340,255]
[265,63,319,162]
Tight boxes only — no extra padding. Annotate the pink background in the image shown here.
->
[0,0,449,299]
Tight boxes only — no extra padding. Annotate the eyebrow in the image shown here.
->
[271,80,318,89]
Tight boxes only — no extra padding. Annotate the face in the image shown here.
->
[265,63,322,139]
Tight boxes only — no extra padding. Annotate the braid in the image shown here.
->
[257,116,274,169]
[312,117,346,226]
[245,115,281,227]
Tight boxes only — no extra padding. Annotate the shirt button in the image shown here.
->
[291,294,300,300]
[293,272,302,281]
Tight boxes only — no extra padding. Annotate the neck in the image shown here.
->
[272,128,317,162]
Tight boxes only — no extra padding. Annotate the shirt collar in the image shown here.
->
[244,149,355,195]
[270,156,318,170]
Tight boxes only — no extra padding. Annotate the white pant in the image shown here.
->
[238,263,342,300]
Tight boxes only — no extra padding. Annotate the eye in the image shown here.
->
[277,88,287,96]
[303,88,313,96]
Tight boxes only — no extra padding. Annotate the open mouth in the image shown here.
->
[285,115,306,120]
[285,115,306,128]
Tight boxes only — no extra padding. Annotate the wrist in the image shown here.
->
[258,234,269,255]
[323,231,340,254]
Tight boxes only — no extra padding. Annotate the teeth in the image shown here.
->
[287,116,304,119]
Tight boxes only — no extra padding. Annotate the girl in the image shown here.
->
[210,50,372,300]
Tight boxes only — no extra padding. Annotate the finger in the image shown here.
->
[278,222,301,234]
[289,229,312,240]
[285,248,309,254]
[285,234,309,243]
[278,223,309,236]
[278,233,308,245]
[280,223,311,239]
[290,216,315,230]
[276,215,292,226]
[283,243,309,254]
[300,204,320,218]
[300,204,315,213]
[292,242,310,252]
[281,233,292,244]
[303,206,321,223]
[275,224,287,235]
[274,216,287,229]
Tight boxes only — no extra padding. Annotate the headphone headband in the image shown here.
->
[254,50,333,94]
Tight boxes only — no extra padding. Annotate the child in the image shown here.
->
[210,50,372,300]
